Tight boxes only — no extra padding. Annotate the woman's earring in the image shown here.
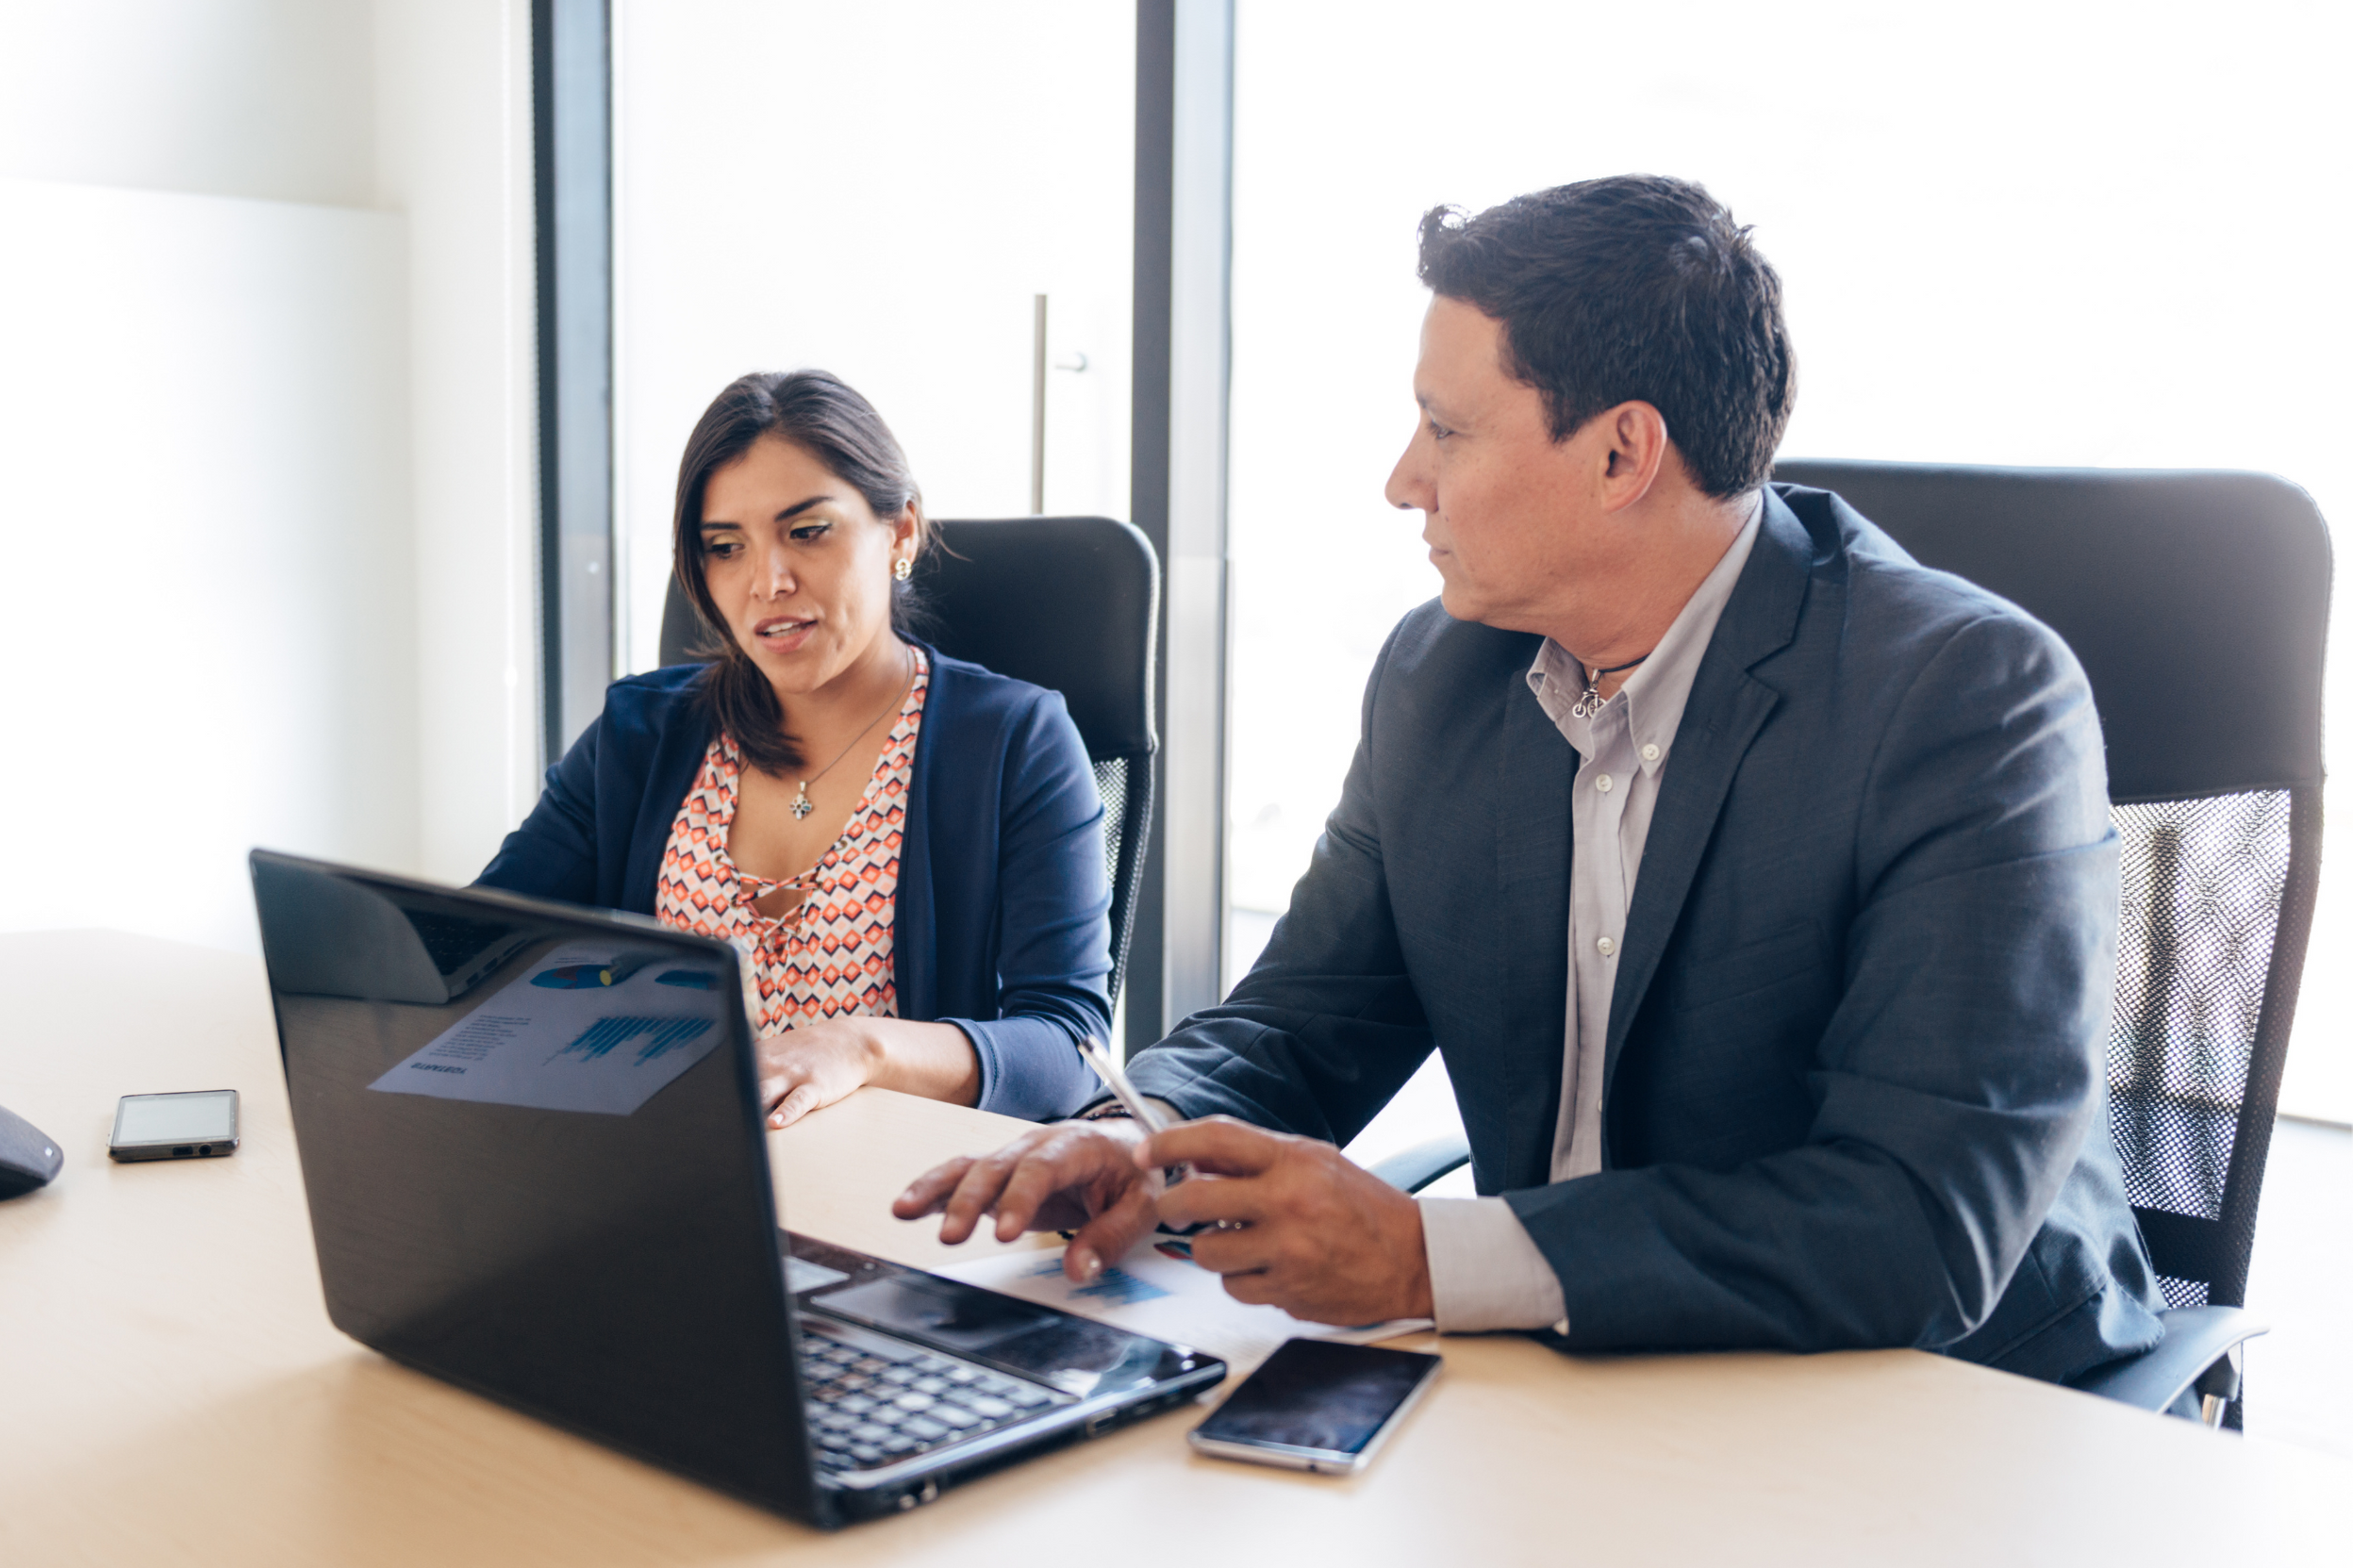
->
[891,555,914,582]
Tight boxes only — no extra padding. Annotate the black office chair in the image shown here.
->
[659,516,1161,1006]
[1373,461,2331,1428]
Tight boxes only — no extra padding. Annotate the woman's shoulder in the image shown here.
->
[917,645,1088,768]
[588,662,714,744]
[612,660,713,693]
[920,645,1065,721]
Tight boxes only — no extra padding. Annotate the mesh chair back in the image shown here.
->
[1774,461,2329,1321]
[659,516,1160,1005]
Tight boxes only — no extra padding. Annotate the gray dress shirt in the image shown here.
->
[1419,512,1763,1332]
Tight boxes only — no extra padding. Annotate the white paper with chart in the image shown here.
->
[369,944,731,1115]
[937,1235,1432,1375]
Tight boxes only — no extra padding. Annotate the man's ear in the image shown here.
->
[1597,401,1670,511]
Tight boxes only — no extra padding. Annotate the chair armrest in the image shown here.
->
[1366,1134,1472,1194]
[2072,1306,2268,1415]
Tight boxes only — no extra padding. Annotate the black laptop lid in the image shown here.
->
[249,850,822,1522]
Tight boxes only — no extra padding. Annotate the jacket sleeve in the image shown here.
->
[1510,612,2122,1354]
[473,717,604,908]
[950,690,1118,1120]
[1124,627,1435,1141]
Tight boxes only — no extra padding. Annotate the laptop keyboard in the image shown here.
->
[800,1326,1062,1472]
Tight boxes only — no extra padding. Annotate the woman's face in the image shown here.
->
[696,436,917,698]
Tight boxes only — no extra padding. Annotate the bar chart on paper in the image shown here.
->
[554,1015,714,1065]
[993,1253,1172,1307]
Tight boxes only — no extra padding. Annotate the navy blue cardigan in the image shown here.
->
[475,649,1112,1120]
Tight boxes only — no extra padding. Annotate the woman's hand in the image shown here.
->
[756,1020,886,1128]
[756,1017,984,1128]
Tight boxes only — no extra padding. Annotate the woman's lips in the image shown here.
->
[753,616,816,652]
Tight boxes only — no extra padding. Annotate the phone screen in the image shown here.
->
[113,1091,238,1145]
[1193,1339,1439,1457]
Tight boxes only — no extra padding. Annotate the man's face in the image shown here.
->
[1384,295,1616,635]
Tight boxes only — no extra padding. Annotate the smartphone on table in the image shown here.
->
[1188,1337,1441,1475]
[108,1090,240,1162]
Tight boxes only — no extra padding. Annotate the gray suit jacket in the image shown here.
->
[1130,487,2166,1382]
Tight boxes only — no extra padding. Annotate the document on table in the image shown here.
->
[938,1236,1433,1375]
[369,943,733,1115]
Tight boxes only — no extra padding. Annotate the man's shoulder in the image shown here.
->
[1775,484,2079,682]
[1378,598,1544,687]
[1765,487,2107,811]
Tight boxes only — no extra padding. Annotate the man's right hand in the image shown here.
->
[890,1119,1159,1284]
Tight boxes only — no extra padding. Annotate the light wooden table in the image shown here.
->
[1,932,2344,1565]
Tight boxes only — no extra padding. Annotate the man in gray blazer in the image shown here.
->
[898,174,2165,1383]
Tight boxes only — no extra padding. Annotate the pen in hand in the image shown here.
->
[1075,1035,1168,1132]
[1074,1035,1197,1196]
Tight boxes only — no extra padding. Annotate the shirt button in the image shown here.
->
[1641,743,1661,763]
[1593,773,1614,793]
[1597,935,1616,956]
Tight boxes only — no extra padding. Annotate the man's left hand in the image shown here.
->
[1141,1117,1434,1326]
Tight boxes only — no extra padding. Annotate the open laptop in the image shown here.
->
[254,857,533,1004]
[249,850,1225,1527]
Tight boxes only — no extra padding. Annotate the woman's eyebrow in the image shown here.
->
[697,494,836,530]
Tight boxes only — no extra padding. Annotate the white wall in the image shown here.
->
[0,178,413,952]
[0,0,539,951]
[0,0,377,206]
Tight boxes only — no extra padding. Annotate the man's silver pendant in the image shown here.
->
[1570,677,1606,719]
[790,783,815,819]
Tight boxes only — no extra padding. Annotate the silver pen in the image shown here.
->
[1075,1034,1169,1132]
[1075,1034,1201,1187]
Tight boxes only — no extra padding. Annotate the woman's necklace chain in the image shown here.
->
[788,649,914,820]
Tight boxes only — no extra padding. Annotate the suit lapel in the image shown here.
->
[1494,653,1576,1190]
[1602,494,1816,1099]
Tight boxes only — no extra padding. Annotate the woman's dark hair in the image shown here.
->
[1416,174,1796,498]
[671,369,933,776]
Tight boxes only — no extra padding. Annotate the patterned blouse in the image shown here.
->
[654,650,929,1036]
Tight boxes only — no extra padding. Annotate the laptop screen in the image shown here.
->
[251,850,820,1519]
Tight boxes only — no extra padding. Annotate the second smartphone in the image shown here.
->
[1188,1337,1441,1475]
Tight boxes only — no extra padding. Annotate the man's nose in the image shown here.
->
[1384,427,1432,512]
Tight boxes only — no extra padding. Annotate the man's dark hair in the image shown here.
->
[1417,174,1795,497]
[670,368,933,776]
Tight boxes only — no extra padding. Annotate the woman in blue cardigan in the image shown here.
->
[478,371,1110,1126]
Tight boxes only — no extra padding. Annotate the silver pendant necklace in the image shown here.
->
[1570,652,1651,719]
[788,652,914,819]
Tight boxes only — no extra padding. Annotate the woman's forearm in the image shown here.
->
[861,1018,983,1107]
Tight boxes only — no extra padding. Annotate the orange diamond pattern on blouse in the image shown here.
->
[654,651,928,1038]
